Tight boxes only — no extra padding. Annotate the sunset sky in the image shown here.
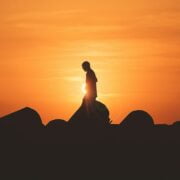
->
[0,0,180,124]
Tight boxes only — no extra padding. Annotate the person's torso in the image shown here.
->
[86,69,98,97]
[86,69,97,84]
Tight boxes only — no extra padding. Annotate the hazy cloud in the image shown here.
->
[62,76,83,82]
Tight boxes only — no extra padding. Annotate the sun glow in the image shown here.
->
[81,83,87,95]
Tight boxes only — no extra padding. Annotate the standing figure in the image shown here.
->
[82,61,98,113]
[69,61,110,125]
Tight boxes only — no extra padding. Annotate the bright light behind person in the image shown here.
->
[81,83,87,95]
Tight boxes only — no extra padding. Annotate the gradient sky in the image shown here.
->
[0,0,180,124]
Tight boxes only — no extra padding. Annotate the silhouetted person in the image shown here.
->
[82,61,98,114]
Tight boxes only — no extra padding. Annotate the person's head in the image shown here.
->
[82,61,91,72]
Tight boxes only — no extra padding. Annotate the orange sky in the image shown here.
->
[0,0,180,124]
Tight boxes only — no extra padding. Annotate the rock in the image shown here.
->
[69,100,111,126]
[46,119,68,143]
[0,107,44,143]
[46,119,67,129]
[120,110,154,129]
[0,107,43,130]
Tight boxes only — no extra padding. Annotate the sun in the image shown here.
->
[81,83,87,95]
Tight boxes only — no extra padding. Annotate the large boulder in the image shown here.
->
[120,110,154,129]
[0,107,44,144]
[69,100,111,126]
[46,119,67,129]
[46,119,68,143]
[0,107,43,130]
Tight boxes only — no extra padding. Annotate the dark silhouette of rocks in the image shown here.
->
[45,119,69,143]
[120,110,154,129]
[155,124,169,128]
[0,107,179,179]
[0,107,43,129]
[0,107,179,145]
[172,121,180,127]
[46,119,67,129]
[69,100,111,126]
[0,107,44,143]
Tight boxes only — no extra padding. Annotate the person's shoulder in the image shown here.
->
[89,69,95,74]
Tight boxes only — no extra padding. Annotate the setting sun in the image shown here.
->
[0,0,180,124]
[1,1,180,178]
[81,83,87,95]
